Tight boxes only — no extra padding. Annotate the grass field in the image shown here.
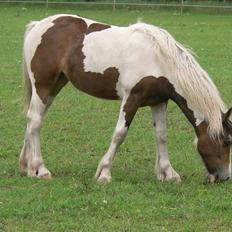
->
[0,5,232,231]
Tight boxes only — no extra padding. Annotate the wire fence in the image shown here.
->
[1,0,232,11]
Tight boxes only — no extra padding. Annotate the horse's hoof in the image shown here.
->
[37,167,52,180]
[95,165,112,183]
[27,166,52,179]
[97,174,112,183]
[157,167,181,183]
[19,165,28,176]
[40,174,52,180]
[160,175,181,183]
[175,176,181,183]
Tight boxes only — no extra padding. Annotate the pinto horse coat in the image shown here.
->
[20,14,232,183]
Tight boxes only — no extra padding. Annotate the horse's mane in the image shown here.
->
[130,22,226,138]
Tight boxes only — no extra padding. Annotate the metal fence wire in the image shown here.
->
[1,0,232,11]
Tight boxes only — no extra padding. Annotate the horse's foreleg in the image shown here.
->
[95,94,139,182]
[151,103,181,182]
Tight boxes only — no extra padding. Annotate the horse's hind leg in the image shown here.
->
[20,73,68,178]
[20,91,49,178]
[95,94,140,182]
[151,103,181,182]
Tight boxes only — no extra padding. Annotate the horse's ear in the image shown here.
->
[222,108,232,135]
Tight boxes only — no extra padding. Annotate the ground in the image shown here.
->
[0,5,232,231]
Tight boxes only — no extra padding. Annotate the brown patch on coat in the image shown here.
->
[31,16,118,104]
[86,23,111,34]
[123,76,196,127]
[64,42,119,99]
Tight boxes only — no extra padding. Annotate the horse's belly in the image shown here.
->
[66,67,120,100]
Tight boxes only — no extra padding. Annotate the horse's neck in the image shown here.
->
[170,90,198,131]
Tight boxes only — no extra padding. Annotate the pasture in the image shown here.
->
[0,5,232,231]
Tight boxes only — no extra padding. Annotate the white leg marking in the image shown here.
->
[151,104,181,182]
[19,140,29,174]
[20,92,51,179]
[95,97,129,182]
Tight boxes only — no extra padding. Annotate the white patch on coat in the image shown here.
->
[82,27,163,98]
[194,136,198,147]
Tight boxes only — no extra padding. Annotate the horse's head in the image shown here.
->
[196,108,232,183]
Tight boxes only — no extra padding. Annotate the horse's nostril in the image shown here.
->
[218,170,230,181]
[218,175,230,182]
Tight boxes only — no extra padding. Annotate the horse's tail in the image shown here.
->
[23,21,38,113]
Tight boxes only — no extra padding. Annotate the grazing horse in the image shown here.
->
[20,14,232,183]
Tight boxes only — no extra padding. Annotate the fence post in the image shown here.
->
[180,0,184,15]
[113,0,116,11]
[224,0,226,11]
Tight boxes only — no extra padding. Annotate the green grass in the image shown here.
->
[0,5,232,231]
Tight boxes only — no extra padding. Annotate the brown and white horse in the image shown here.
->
[20,14,232,183]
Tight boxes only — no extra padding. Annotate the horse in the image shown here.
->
[20,14,232,183]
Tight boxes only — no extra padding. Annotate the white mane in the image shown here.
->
[130,22,226,138]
